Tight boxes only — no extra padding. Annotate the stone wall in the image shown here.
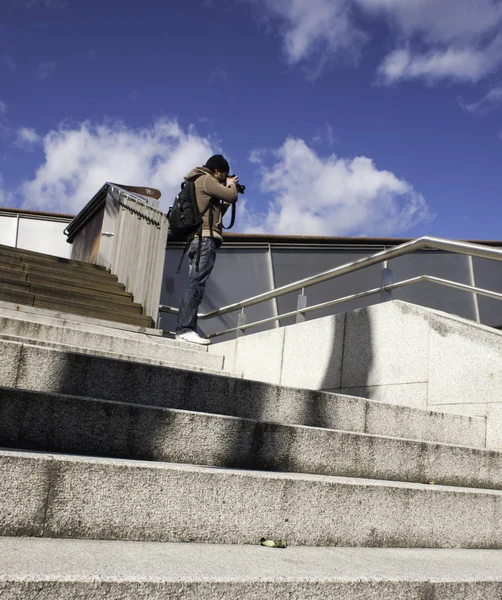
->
[210,300,502,448]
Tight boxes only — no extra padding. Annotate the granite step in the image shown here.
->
[0,386,499,490]
[0,333,228,372]
[1,539,502,600]
[0,337,484,447]
[3,448,502,548]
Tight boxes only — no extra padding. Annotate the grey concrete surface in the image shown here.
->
[211,300,502,448]
[0,309,209,353]
[341,302,430,389]
[218,328,286,384]
[339,383,428,410]
[487,404,502,449]
[3,449,502,548]
[280,314,345,389]
[0,452,51,536]
[0,387,499,490]
[1,538,502,599]
[3,340,485,447]
[0,332,229,374]
[428,311,502,407]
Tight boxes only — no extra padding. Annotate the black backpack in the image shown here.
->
[168,175,208,240]
[168,174,236,272]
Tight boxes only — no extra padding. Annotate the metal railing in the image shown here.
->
[159,236,502,338]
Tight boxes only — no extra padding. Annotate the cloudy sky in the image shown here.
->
[1,0,502,239]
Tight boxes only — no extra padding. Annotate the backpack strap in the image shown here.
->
[222,203,236,230]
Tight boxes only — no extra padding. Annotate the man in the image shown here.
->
[176,154,239,345]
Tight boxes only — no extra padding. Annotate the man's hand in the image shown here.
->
[227,176,239,188]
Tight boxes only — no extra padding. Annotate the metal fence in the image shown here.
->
[159,236,502,339]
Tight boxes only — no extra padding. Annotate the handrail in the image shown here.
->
[206,275,502,338]
[159,236,502,320]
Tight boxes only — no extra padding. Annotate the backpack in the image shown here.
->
[168,175,208,240]
[168,174,236,273]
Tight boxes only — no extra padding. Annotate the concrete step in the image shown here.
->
[29,282,138,306]
[3,448,502,548]
[0,311,219,367]
[26,271,126,293]
[0,336,485,447]
[21,262,120,283]
[0,386,500,491]
[0,284,142,316]
[0,303,200,343]
[0,334,229,373]
[1,538,502,599]
[31,296,153,328]
[0,301,161,336]
[0,244,109,272]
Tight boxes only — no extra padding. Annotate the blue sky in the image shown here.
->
[1,0,502,239]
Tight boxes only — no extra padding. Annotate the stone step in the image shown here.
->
[31,296,153,328]
[0,244,109,271]
[0,263,128,294]
[28,282,137,306]
[0,272,134,300]
[0,337,485,447]
[1,538,502,599]
[0,301,161,336]
[26,271,126,293]
[21,262,120,283]
[0,332,227,372]
[0,251,115,278]
[0,311,213,361]
[0,304,203,346]
[3,448,502,548]
[0,281,142,314]
[0,387,499,491]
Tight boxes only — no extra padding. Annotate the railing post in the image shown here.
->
[296,288,308,323]
[381,261,393,302]
[237,308,246,338]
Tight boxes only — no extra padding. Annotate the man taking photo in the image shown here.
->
[176,154,239,345]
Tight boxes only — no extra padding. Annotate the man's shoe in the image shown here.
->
[175,331,211,346]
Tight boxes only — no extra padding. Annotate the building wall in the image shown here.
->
[160,241,502,338]
[0,211,72,258]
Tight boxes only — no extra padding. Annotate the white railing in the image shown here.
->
[159,236,502,338]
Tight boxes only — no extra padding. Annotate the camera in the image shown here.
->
[229,175,245,194]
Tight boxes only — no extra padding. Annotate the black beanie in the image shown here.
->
[205,154,230,173]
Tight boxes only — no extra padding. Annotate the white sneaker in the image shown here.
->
[176,331,211,346]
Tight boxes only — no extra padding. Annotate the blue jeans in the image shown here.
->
[176,237,220,334]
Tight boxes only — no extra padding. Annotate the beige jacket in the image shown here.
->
[184,167,238,243]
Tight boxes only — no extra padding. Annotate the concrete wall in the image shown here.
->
[210,300,502,449]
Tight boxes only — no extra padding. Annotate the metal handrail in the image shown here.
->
[159,236,502,322]
[206,276,502,338]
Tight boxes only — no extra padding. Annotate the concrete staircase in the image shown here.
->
[2,303,502,597]
[0,244,154,328]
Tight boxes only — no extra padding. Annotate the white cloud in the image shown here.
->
[378,40,502,84]
[250,0,367,67]
[358,0,502,44]
[15,127,42,150]
[249,148,268,164]
[460,87,502,114]
[0,101,7,114]
[247,0,502,83]
[361,0,502,84]
[20,119,215,213]
[246,137,431,236]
